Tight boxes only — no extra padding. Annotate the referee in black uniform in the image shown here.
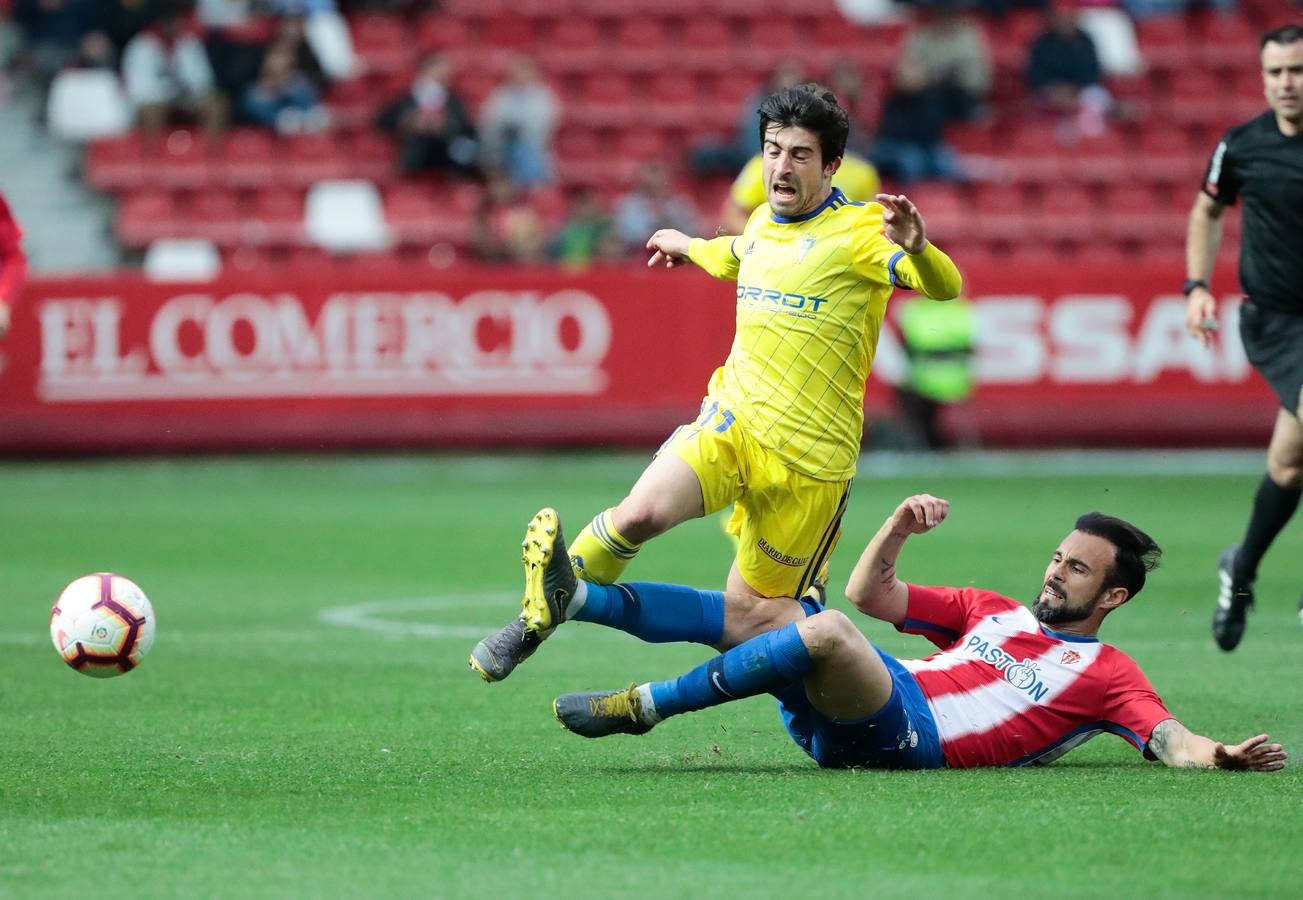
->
[1185,23,1303,652]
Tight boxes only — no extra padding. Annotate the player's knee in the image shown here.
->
[611,495,666,542]
[1267,455,1303,489]
[798,609,860,660]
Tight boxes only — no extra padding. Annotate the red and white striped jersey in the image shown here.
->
[897,585,1172,768]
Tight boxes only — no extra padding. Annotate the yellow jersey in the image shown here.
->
[688,188,961,481]
[729,152,881,211]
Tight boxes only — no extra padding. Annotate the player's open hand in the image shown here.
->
[646,229,692,269]
[892,494,949,535]
[876,193,928,255]
[1213,734,1287,772]
[1184,286,1219,346]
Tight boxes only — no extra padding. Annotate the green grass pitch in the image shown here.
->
[1,454,1298,899]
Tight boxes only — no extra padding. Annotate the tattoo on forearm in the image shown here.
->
[1149,720,1175,762]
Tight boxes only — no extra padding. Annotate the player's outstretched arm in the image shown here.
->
[846,494,949,626]
[874,194,962,300]
[645,229,694,269]
[1147,718,1287,771]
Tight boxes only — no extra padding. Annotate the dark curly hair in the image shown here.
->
[757,83,849,167]
[1073,513,1162,599]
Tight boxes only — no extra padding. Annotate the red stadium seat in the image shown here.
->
[326,78,384,132]
[1066,132,1132,184]
[85,134,147,192]
[189,190,244,248]
[483,17,535,50]
[1135,16,1190,72]
[346,132,397,183]
[567,74,636,128]
[680,20,735,72]
[748,20,800,58]
[116,191,180,249]
[385,183,441,245]
[150,129,211,190]
[247,189,306,247]
[903,184,968,244]
[351,15,416,75]
[1002,127,1068,184]
[1035,184,1102,243]
[215,129,276,188]
[418,16,472,52]
[285,134,348,187]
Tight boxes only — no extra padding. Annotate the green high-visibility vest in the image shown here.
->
[899,297,975,403]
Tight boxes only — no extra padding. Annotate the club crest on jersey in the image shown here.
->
[1060,650,1081,665]
[797,236,816,261]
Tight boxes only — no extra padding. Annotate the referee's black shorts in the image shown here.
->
[1239,300,1303,414]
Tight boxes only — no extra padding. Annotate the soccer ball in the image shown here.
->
[49,573,156,677]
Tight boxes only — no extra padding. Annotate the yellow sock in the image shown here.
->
[568,509,640,583]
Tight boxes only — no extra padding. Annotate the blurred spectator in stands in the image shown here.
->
[68,30,117,72]
[895,293,976,450]
[1026,2,1113,138]
[1121,0,1234,16]
[270,1,357,82]
[899,0,993,124]
[105,0,175,51]
[827,61,879,154]
[613,162,698,254]
[13,0,109,96]
[479,56,560,188]
[122,10,228,136]
[378,52,479,178]
[474,172,546,263]
[691,59,807,176]
[197,0,273,103]
[270,13,327,90]
[0,191,28,343]
[551,188,622,269]
[871,58,963,184]
[240,39,328,132]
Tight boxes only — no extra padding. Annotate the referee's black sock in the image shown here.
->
[1234,474,1302,585]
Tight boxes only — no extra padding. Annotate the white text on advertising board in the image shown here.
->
[37,290,611,401]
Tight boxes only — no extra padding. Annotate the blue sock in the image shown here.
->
[649,622,813,719]
[572,582,724,645]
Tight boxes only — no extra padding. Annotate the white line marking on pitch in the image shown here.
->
[317,592,524,639]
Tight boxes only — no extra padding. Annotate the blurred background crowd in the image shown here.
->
[0,0,1296,278]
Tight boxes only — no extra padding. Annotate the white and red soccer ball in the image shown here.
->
[49,573,156,677]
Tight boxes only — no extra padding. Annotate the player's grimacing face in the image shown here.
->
[1261,39,1303,124]
[762,125,836,217]
[1033,531,1116,625]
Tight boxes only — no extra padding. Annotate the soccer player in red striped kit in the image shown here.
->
[551,494,1286,771]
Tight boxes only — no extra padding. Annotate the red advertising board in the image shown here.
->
[0,260,1276,452]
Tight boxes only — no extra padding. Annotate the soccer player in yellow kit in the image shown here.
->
[470,84,962,683]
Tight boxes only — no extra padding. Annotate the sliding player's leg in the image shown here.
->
[552,609,895,739]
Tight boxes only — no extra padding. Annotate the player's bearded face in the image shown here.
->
[1032,532,1115,625]
[762,125,833,217]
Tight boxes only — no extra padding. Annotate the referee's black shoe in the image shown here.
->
[1212,545,1254,652]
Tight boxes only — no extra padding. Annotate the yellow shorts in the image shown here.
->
[658,397,852,598]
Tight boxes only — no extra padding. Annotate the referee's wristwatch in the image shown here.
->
[1182,278,1209,296]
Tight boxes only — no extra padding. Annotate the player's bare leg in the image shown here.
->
[717,559,807,649]
[1215,404,1303,650]
[794,610,895,721]
[568,452,705,583]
